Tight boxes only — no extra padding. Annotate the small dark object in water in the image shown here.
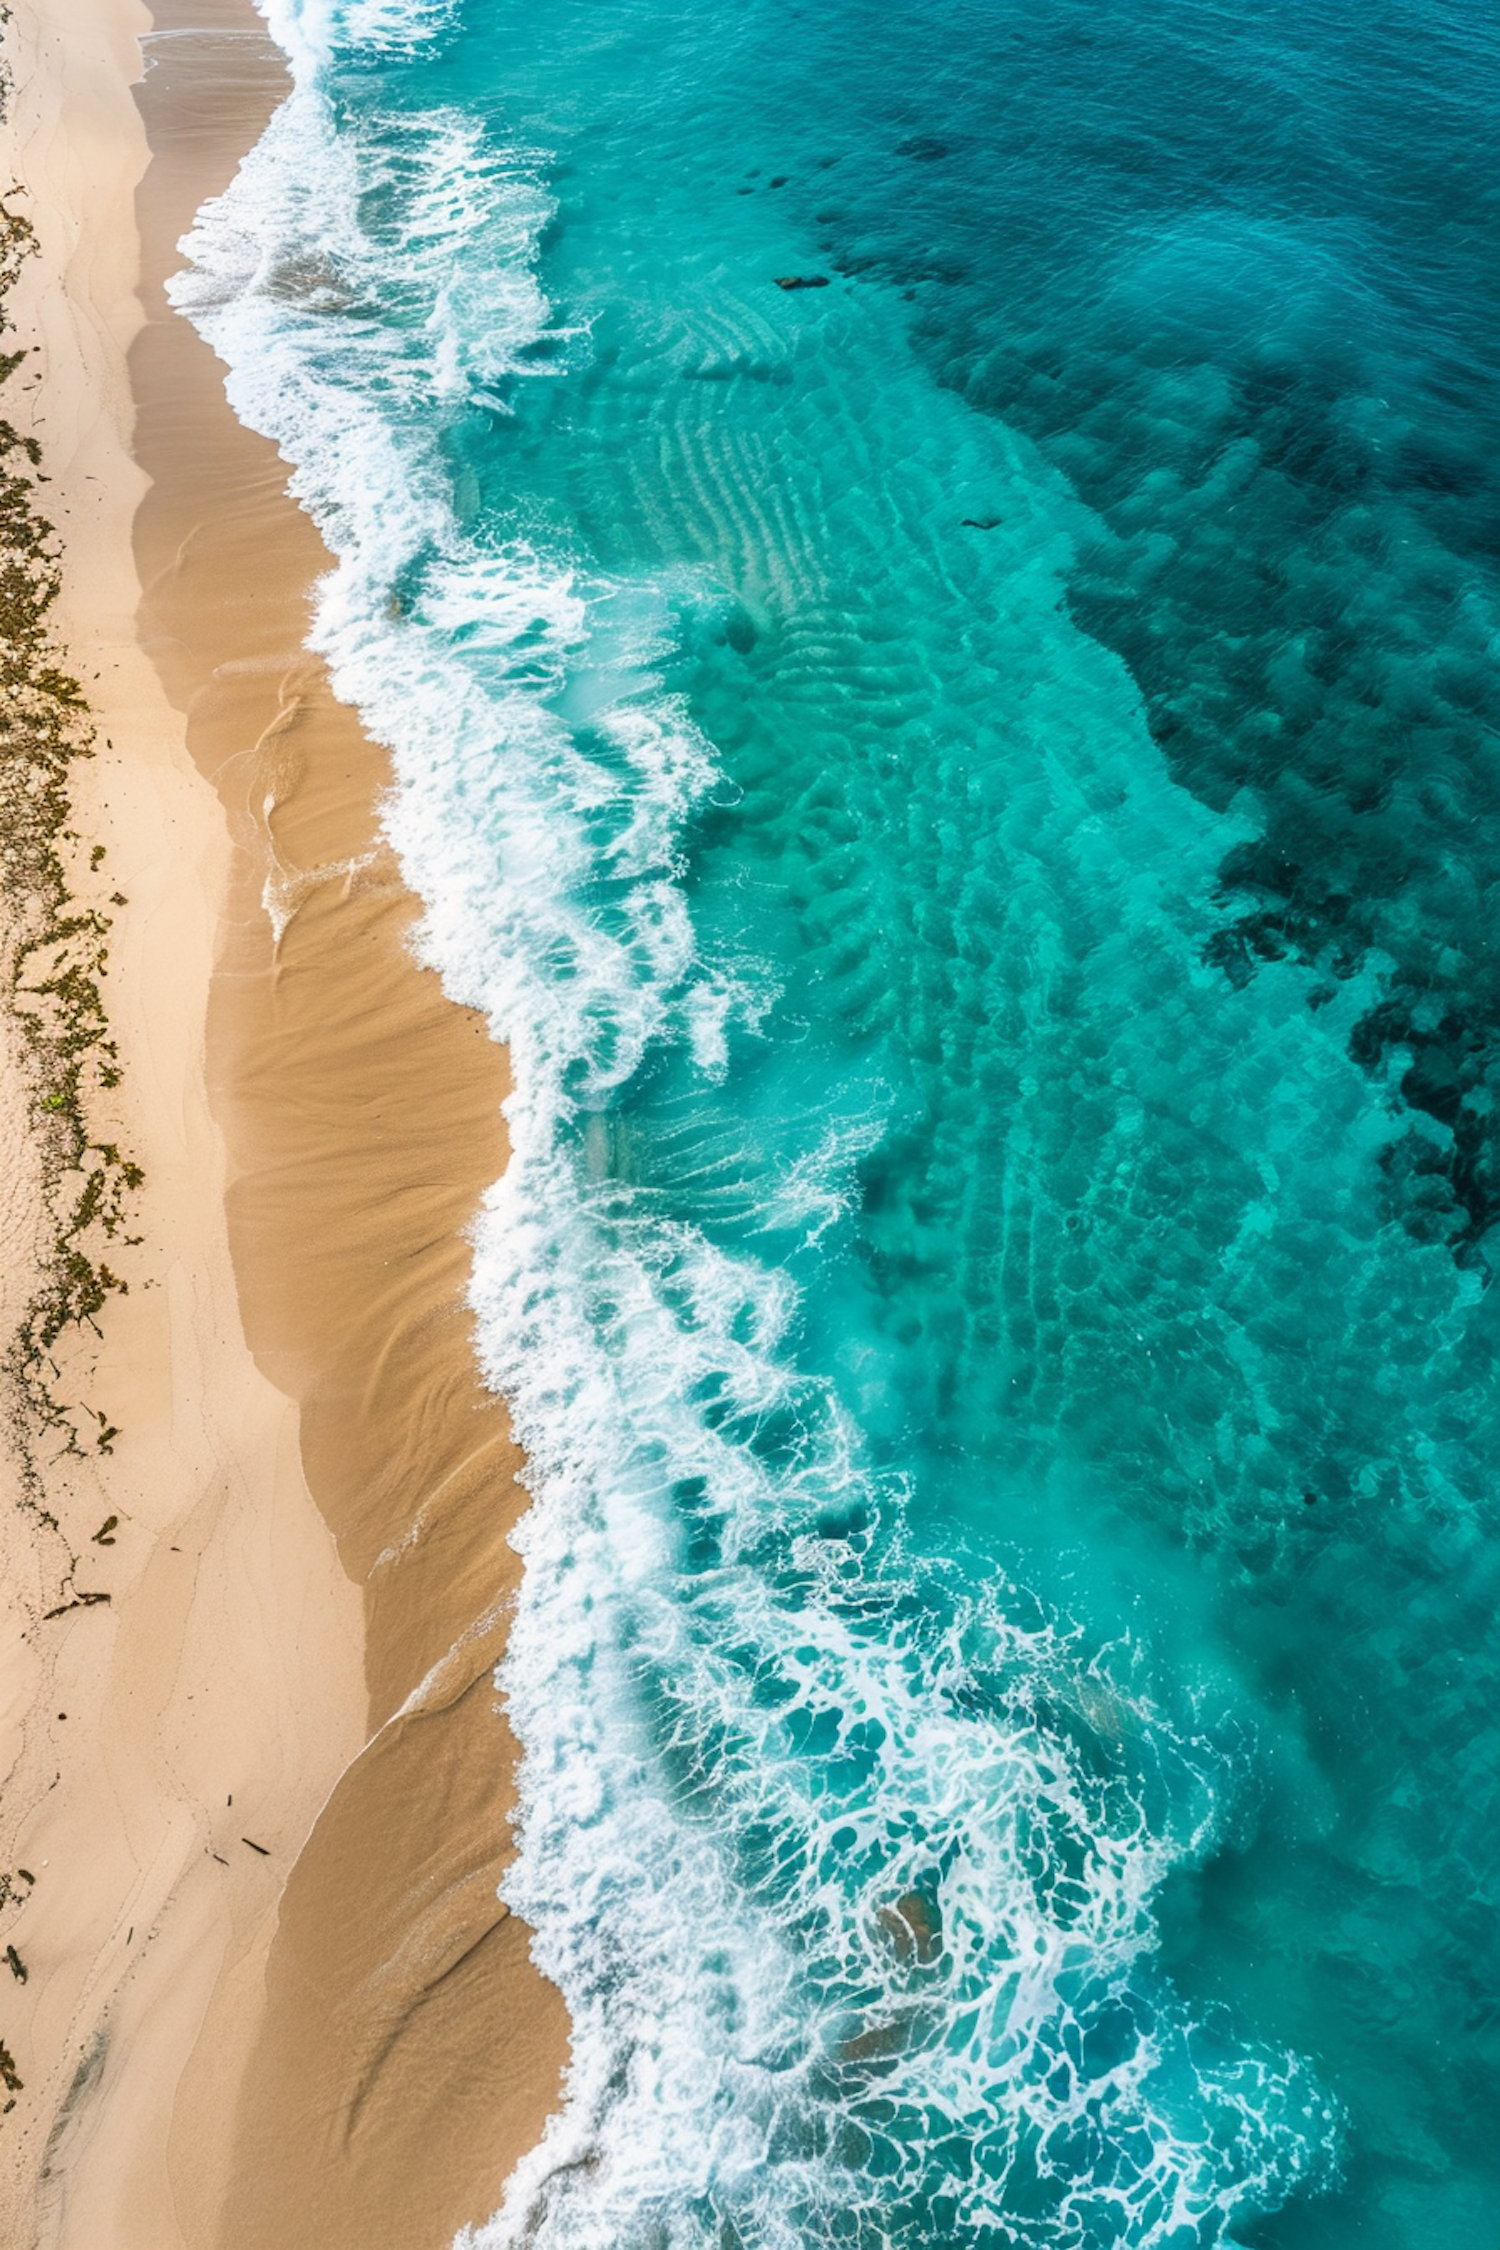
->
[770,175,788,188]
[4,1947,25,1984]
[875,1889,944,1967]
[1303,1490,1318,1506]
[896,134,951,161]
[241,1837,271,1857]
[961,516,1003,530]
[772,274,830,291]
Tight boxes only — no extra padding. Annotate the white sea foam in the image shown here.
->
[254,0,462,69]
[172,24,1339,2245]
[766,1112,890,1248]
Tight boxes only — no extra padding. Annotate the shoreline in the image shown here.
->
[0,2,565,2243]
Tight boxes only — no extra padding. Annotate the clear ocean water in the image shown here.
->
[173,0,1498,2241]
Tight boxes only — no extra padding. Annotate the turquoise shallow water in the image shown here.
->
[176,0,1496,2241]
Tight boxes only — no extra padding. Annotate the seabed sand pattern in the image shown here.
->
[0,3,564,2245]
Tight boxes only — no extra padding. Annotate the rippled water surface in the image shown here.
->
[176,0,1497,2240]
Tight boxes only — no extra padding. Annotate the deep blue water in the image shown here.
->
[179,0,1497,2240]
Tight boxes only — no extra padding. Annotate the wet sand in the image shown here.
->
[0,1,565,2242]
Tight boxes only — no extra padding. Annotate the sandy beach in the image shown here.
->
[0,2,564,2244]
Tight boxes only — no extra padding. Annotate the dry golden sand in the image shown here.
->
[0,4,366,2239]
[0,1,566,2243]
